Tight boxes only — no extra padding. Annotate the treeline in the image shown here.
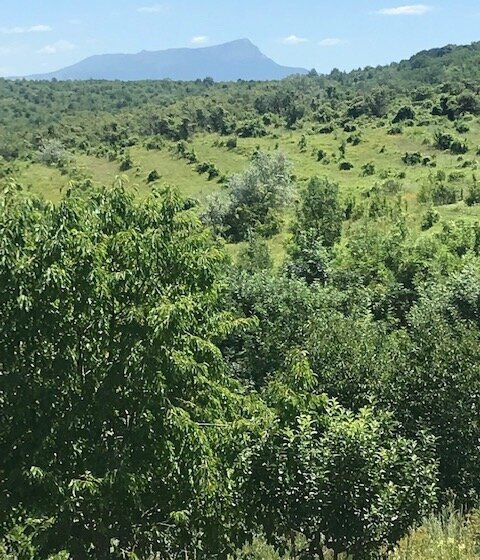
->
[1,171,480,558]
[1,41,480,163]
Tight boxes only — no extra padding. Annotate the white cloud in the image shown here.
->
[1,24,52,34]
[191,35,209,45]
[377,4,432,15]
[282,34,308,45]
[319,38,345,47]
[38,40,75,54]
[138,4,165,13]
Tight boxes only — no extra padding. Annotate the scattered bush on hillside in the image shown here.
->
[202,150,293,241]
[147,169,160,183]
[119,152,133,171]
[393,105,416,123]
[37,139,71,168]
[362,162,376,176]
[402,152,423,166]
[466,178,480,206]
[421,207,440,230]
[339,161,354,171]
[226,137,238,149]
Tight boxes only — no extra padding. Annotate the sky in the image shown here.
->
[0,1,479,77]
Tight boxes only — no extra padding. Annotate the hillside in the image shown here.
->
[26,39,308,81]
[2,38,480,560]
[334,41,480,89]
[3,41,480,248]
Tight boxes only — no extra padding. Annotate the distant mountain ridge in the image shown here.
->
[26,39,308,82]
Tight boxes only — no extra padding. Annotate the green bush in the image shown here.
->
[146,169,160,183]
[226,137,238,149]
[465,181,480,206]
[434,131,455,151]
[233,536,290,560]
[119,153,133,171]
[196,161,220,180]
[393,105,416,123]
[402,152,423,166]
[451,139,469,155]
[362,162,376,176]
[421,207,440,230]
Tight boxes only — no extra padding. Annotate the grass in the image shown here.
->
[389,509,480,560]
[16,161,69,203]
[16,117,480,262]
[232,510,480,560]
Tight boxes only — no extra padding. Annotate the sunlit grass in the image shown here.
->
[16,118,480,263]
[389,509,480,560]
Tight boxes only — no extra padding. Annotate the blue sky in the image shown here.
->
[0,1,479,76]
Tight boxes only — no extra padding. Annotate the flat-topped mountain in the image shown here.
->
[27,39,308,81]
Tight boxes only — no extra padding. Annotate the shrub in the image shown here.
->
[402,152,423,166]
[393,106,416,123]
[238,236,274,273]
[451,140,469,155]
[144,136,164,150]
[465,181,480,206]
[147,169,160,183]
[196,161,220,180]
[339,161,354,171]
[421,207,440,230]
[236,120,267,138]
[456,122,470,134]
[433,131,454,151]
[362,162,376,176]
[203,151,293,241]
[226,137,238,149]
[298,135,307,152]
[388,126,403,135]
[37,139,71,167]
[319,124,334,134]
[316,149,327,162]
[233,536,289,560]
[119,153,133,171]
[347,134,362,146]
[432,182,459,205]
[175,141,197,163]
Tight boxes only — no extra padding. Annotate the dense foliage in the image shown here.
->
[1,40,480,559]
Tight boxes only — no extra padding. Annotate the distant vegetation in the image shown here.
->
[1,41,480,559]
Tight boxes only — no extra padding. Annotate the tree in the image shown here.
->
[285,230,331,285]
[247,355,437,560]
[317,406,437,559]
[380,265,480,504]
[292,176,343,249]
[203,151,294,242]
[237,235,274,274]
[0,184,259,559]
[37,138,71,167]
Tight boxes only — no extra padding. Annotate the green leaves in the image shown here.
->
[0,184,252,558]
[202,151,294,242]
